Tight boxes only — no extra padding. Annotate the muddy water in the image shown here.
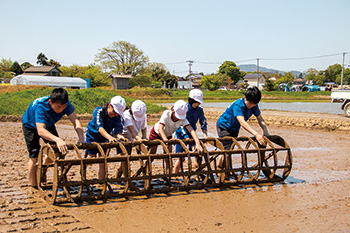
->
[0,117,350,232]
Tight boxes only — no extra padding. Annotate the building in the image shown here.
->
[293,77,306,88]
[178,73,203,89]
[241,73,266,89]
[10,75,87,89]
[109,74,132,89]
[23,66,62,76]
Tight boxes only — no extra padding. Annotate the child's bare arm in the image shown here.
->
[127,125,142,141]
[141,127,148,139]
[256,115,270,136]
[158,124,169,141]
[67,112,85,143]
[98,127,117,142]
[185,125,203,152]
[236,116,266,145]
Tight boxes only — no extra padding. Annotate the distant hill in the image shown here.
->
[238,64,302,77]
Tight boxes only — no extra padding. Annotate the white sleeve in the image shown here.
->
[159,110,170,125]
[123,112,134,128]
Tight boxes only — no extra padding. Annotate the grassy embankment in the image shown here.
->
[0,85,332,116]
[0,86,167,115]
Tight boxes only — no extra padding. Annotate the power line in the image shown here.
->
[260,52,344,61]
[164,61,187,65]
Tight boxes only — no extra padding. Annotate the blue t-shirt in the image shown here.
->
[85,106,123,143]
[175,102,207,139]
[22,96,75,129]
[217,97,261,132]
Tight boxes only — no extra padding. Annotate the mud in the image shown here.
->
[0,109,350,232]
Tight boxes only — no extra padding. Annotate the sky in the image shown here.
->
[1,0,349,76]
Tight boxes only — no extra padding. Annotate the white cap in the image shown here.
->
[131,100,147,121]
[174,100,188,120]
[110,96,126,116]
[189,89,203,104]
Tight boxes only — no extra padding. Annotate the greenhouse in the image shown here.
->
[10,75,87,89]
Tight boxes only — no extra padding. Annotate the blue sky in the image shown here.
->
[1,0,349,76]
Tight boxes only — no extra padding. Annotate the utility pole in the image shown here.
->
[256,58,260,88]
[186,60,194,75]
[340,52,347,89]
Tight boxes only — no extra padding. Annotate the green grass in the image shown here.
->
[0,88,166,115]
[0,86,332,115]
[154,89,331,102]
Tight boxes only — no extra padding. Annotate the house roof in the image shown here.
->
[243,73,265,80]
[24,66,61,73]
[185,73,203,79]
[294,78,305,82]
[109,74,133,79]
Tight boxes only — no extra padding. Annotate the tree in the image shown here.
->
[60,64,109,87]
[0,58,13,72]
[84,65,109,87]
[274,72,295,90]
[37,53,48,66]
[325,64,342,83]
[0,58,13,80]
[130,73,153,88]
[95,41,149,76]
[47,59,61,68]
[335,68,350,85]
[21,62,32,71]
[313,73,326,86]
[218,61,243,84]
[199,74,227,91]
[263,78,276,91]
[10,61,23,75]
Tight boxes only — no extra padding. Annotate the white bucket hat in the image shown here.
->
[174,100,188,120]
[110,96,126,116]
[189,89,203,104]
[131,100,147,121]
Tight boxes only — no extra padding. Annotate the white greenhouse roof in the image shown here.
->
[10,75,87,89]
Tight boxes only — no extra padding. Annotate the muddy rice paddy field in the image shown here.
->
[0,108,350,232]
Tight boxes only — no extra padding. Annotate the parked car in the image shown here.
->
[331,89,350,117]
[325,82,338,91]
[301,85,320,92]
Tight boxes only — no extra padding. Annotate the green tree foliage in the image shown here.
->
[47,59,61,68]
[238,82,249,90]
[199,73,228,91]
[130,73,153,88]
[95,41,149,76]
[325,63,342,83]
[273,72,295,89]
[84,64,109,87]
[36,53,48,66]
[0,58,14,80]
[60,64,109,87]
[149,63,177,88]
[263,78,276,91]
[304,69,326,86]
[10,61,23,75]
[130,62,178,88]
[21,62,32,71]
[335,68,350,85]
[218,61,243,84]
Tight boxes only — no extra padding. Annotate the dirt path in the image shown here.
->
[0,111,350,232]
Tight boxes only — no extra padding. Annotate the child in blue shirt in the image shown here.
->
[216,86,270,168]
[85,96,126,179]
[22,88,85,188]
[174,89,208,173]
